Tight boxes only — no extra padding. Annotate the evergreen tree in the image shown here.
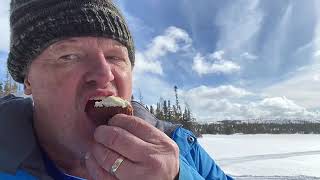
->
[173,105,177,121]
[174,85,182,122]
[174,86,179,107]
[163,100,168,121]
[11,82,18,95]
[4,78,11,95]
[0,81,3,97]
[155,102,163,120]
[168,100,172,121]
[181,103,196,134]
[156,103,160,117]
[187,108,191,121]
[150,105,155,115]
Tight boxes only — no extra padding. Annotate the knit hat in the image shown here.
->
[7,0,135,83]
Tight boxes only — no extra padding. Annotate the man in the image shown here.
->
[0,0,233,179]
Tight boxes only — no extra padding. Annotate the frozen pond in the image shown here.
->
[198,134,320,179]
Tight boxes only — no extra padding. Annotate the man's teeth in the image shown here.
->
[89,96,107,100]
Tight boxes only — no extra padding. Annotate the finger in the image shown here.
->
[91,143,138,180]
[108,114,170,144]
[94,125,152,162]
[85,152,117,180]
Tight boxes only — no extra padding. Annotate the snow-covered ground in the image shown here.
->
[198,134,320,179]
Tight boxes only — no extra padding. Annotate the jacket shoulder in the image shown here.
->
[0,94,33,113]
[0,95,35,174]
[0,170,37,180]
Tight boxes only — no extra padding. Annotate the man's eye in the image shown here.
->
[59,54,80,61]
[105,56,121,61]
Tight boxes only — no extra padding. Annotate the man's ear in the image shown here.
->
[24,77,32,95]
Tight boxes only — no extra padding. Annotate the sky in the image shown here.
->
[1,0,320,122]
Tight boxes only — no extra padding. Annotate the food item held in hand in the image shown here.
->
[85,96,133,124]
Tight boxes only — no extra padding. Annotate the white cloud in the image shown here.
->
[256,97,318,120]
[259,97,303,112]
[180,85,253,120]
[146,26,192,59]
[133,72,174,105]
[115,0,155,40]
[125,10,154,35]
[264,63,320,109]
[0,0,10,52]
[179,84,320,122]
[313,74,320,81]
[134,26,192,75]
[192,52,240,76]
[215,0,263,53]
[193,96,319,122]
[240,52,258,60]
[313,1,320,62]
[128,1,320,122]
[259,1,320,111]
[134,52,163,75]
[182,85,252,100]
[132,27,192,105]
[261,3,293,72]
[210,50,225,60]
[314,50,320,57]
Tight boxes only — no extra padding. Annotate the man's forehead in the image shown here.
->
[50,37,125,49]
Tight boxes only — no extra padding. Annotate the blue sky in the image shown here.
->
[1,0,320,122]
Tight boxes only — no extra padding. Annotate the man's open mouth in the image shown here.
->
[85,99,110,125]
[84,96,133,125]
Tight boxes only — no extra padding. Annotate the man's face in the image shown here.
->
[24,37,132,159]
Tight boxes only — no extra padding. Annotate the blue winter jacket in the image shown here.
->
[0,95,233,180]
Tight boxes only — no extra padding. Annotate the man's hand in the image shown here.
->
[85,114,180,180]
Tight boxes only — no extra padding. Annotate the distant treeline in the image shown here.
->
[194,120,320,135]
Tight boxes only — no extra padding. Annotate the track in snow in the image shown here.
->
[233,175,320,180]
[218,150,320,166]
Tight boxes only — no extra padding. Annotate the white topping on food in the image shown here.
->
[93,96,131,108]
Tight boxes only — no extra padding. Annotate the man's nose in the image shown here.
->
[84,53,115,89]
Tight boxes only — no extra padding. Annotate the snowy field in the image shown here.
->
[198,134,320,180]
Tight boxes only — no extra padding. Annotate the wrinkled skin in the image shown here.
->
[24,37,179,180]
